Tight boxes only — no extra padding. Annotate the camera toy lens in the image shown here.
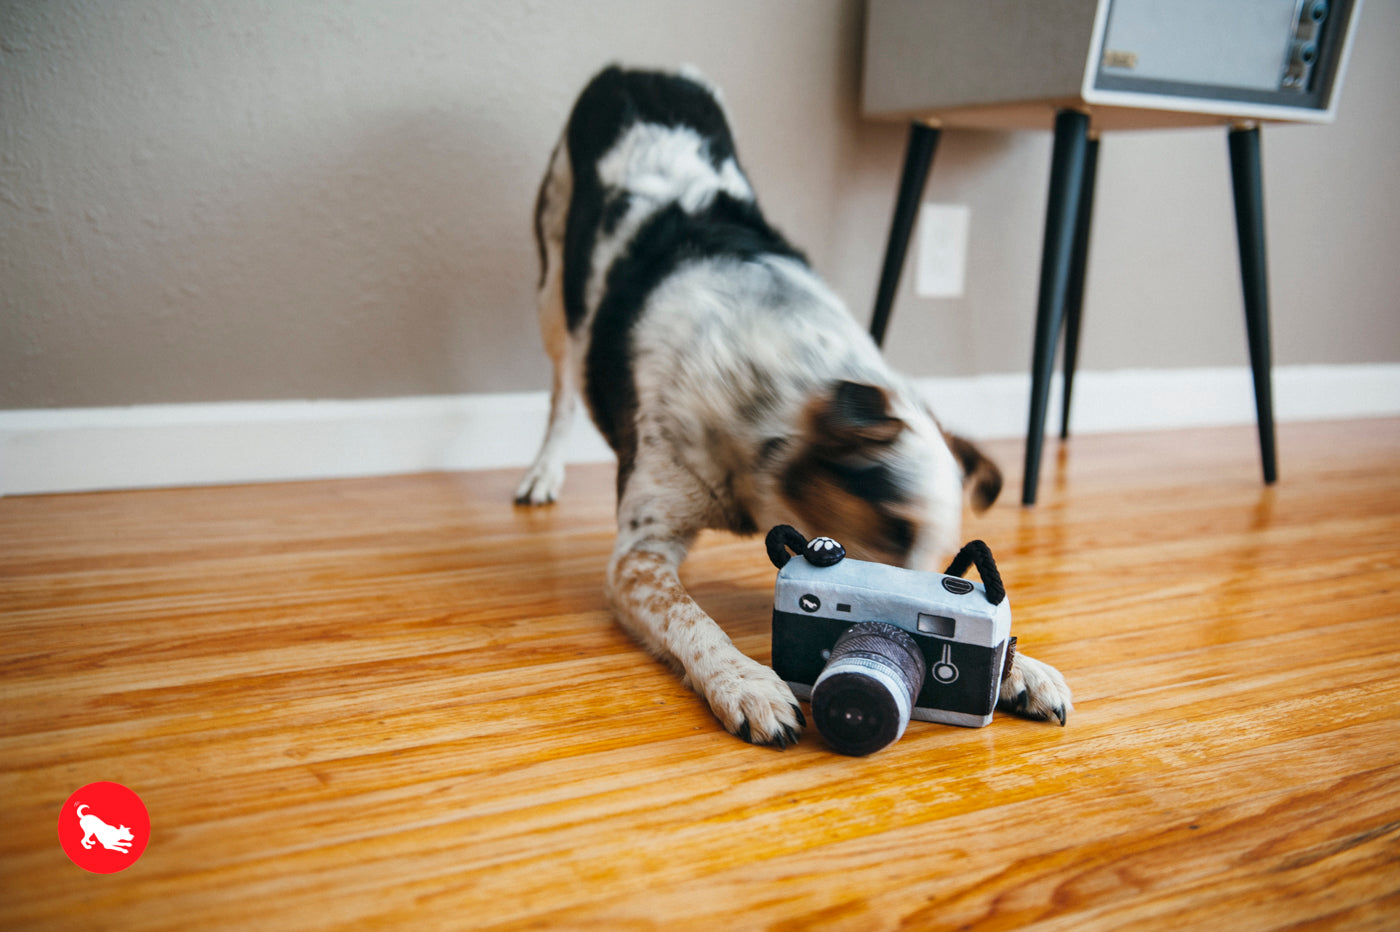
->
[810,621,925,756]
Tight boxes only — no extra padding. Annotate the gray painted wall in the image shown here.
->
[3,0,1397,410]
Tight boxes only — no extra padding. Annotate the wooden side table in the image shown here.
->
[862,0,1363,504]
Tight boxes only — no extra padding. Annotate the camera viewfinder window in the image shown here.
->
[916,614,956,638]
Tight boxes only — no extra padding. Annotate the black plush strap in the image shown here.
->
[766,525,809,569]
[944,540,1006,606]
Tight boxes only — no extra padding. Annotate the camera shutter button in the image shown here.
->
[805,537,846,566]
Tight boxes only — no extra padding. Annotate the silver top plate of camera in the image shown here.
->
[776,556,1011,649]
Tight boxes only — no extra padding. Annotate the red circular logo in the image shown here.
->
[58,782,150,873]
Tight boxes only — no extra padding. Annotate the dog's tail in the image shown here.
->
[75,803,88,818]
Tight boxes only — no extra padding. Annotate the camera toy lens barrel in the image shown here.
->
[811,622,926,756]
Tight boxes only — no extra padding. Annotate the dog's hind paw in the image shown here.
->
[999,653,1073,726]
[513,458,565,506]
[703,657,806,748]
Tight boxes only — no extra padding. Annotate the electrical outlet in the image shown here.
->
[916,203,970,298]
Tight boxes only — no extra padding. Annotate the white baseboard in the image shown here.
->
[919,363,1400,441]
[2,364,1397,496]
[0,394,616,497]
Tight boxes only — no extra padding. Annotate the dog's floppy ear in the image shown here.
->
[809,381,905,452]
[945,432,1002,513]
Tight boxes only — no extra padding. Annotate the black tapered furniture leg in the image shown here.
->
[870,122,941,347]
[1227,124,1279,485]
[1059,134,1100,441]
[1023,110,1090,506]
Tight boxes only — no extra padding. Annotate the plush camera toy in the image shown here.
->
[766,525,1017,756]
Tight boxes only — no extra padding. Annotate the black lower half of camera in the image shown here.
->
[772,611,1005,725]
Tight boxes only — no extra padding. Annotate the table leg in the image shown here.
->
[1228,124,1279,485]
[869,122,941,347]
[1024,110,1090,506]
[1060,134,1100,440]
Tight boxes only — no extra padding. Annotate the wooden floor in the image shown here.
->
[2,419,1399,930]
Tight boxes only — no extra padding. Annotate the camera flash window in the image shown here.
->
[836,603,852,613]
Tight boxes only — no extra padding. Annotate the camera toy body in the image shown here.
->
[766,527,1013,754]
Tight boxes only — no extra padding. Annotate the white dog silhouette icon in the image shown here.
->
[75,802,135,853]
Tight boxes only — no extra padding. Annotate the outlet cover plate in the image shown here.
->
[916,203,970,298]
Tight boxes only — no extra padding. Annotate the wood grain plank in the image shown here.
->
[2,419,1398,930]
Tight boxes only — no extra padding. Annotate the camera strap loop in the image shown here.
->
[766,525,809,569]
[944,540,1006,606]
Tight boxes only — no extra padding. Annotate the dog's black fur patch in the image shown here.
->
[562,67,807,493]
[561,66,742,333]
[586,195,804,492]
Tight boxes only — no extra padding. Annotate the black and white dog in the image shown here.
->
[516,66,1071,746]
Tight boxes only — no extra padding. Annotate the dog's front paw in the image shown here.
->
[513,458,565,506]
[999,653,1073,726]
[699,656,805,749]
